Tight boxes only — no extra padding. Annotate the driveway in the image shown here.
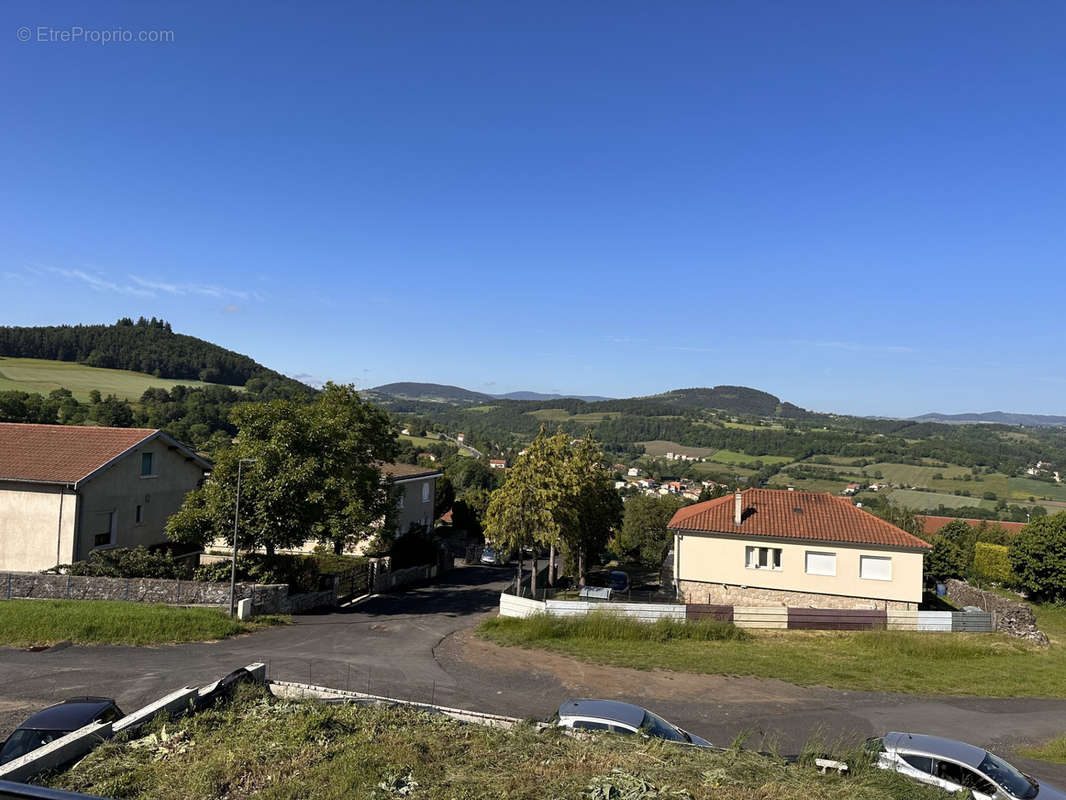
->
[2,564,1065,786]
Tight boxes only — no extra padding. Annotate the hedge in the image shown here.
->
[973,542,1015,585]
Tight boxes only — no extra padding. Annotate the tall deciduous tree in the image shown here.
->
[613,493,688,569]
[166,383,397,556]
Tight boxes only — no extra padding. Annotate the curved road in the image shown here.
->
[1,564,1064,785]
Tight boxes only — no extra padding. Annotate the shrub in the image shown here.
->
[1009,513,1066,603]
[972,542,1015,586]
[390,528,441,569]
[923,538,966,584]
[60,546,192,579]
[194,553,322,594]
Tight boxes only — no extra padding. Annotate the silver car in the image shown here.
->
[868,732,1066,799]
[557,699,713,748]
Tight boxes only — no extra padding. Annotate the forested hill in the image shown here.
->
[0,318,310,393]
[643,386,814,419]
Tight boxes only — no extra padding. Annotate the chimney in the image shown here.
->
[734,490,743,525]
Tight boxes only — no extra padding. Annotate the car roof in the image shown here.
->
[558,699,646,728]
[18,698,117,731]
[884,732,986,768]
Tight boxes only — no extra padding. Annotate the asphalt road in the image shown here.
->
[1,564,1064,786]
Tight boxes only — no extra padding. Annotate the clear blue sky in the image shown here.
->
[2,1,1063,417]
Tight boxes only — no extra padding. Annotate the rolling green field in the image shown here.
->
[640,439,720,458]
[887,488,997,511]
[527,408,571,422]
[1009,476,1066,502]
[398,433,443,449]
[707,448,792,466]
[768,475,850,494]
[0,357,232,402]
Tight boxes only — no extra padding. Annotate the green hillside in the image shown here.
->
[0,357,235,402]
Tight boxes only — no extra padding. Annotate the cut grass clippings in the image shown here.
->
[478,611,1066,698]
[0,599,287,647]
[43,683,948,800]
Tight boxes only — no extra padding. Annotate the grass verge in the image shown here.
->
[0,599,287,647]
[478,611,1066,697]
[1019,734,1066,764]
[43,683,947,799]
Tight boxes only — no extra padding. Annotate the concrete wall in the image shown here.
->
[75,439,206,561]
[0,482,77,572]
[676,532,924,605]
[393,475,437,535]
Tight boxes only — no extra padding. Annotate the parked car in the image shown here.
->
[0,697,124,765]
[480,547,504,566]
[556,699,712,748]
[607,570,629,593]
[867,732,1066,799]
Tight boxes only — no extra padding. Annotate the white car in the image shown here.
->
[556,699,712,748]
[868,732,1066,799]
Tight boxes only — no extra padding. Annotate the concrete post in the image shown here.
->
[237,597,253,620]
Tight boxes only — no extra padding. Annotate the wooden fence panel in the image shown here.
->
[686,604,734,623]
[787,608,887,631]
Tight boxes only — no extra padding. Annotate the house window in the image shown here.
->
[397,492,405,509]
[93,511,115,547]
[141,452,154,477]
[135,505,143,524]
[860,555,892,581]
[745,546,782,571]
[422,481,430,503]
[804,551,836,576]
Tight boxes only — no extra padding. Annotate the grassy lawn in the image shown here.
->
[398,433,443,448]
[1019,735,1066,764]
[0,600,287,647]
[768,475,850,493]
[43,683,945,800]
[707,449,793,466]
[478,613,1066,697]
[1009,477,1066,503]
[0,356,234,402]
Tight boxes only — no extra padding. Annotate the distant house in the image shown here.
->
[627,467,641,477]
[489,459,507,470]
[456,433,465,443]
[0,423,211,572]
[842,483,861,496]
[682,490,700,501]
[917,515,1026,538]
[418,452,437,462]
[668,488,931,610]
[382,462,442,536]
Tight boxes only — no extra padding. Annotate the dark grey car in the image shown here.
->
[557,699,713,748]
[0,698,123,765]
[869,732,1066,799]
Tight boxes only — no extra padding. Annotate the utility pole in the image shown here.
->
[229,458,256,617]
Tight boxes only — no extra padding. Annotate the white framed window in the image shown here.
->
[860,555,892,581]
[745,546,782,571]
[421,481,431,503]
[805,551,836,576]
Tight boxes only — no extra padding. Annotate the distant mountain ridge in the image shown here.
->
[912,411,1066,427]
[369,381,816,418]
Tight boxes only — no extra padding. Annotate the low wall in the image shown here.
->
[677,580,917,611]
[0,572,333,616]
[498,593,994,632]
[372,564,437,593]
[944,579,1048,645]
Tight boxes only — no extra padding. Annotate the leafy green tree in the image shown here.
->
[167,383,396,556]
[1009,513,1066,602]
[560,433,623,583]
[924,537,966,584]
[613,494,687,569]
[434,476,456,521]
[935,519,979,574]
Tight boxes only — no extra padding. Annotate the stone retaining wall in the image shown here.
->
[0,571,312,615]
[944,579,1048,645]
[677,580,917,611]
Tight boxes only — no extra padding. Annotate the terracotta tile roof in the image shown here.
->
[669,488,931,550]
[380,462,442,480]
[0,423,159,484]
[918,515,1026,536]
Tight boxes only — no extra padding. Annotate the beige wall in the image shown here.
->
[0,482,78,571]
[394,476,437,536]
[675,531,924,605]
[76,441,206,561]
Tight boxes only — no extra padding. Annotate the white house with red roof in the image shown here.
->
[667,488,931,610]
[0,423,211,572]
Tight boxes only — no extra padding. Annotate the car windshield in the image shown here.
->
[0,729,65,764]
[640,711,689,743]
[977,752,1038,799]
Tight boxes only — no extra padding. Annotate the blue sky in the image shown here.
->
[2,1,1063,417]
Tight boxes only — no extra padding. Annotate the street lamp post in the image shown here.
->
[229,458,256,617]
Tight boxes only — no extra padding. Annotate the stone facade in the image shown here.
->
[945,579,1048,646]
[678,580,918,611]
[0,571,332,615]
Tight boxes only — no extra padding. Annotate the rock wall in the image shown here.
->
[677,580,917,611]
[944,579,1048,646]
[0,572,324,616]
